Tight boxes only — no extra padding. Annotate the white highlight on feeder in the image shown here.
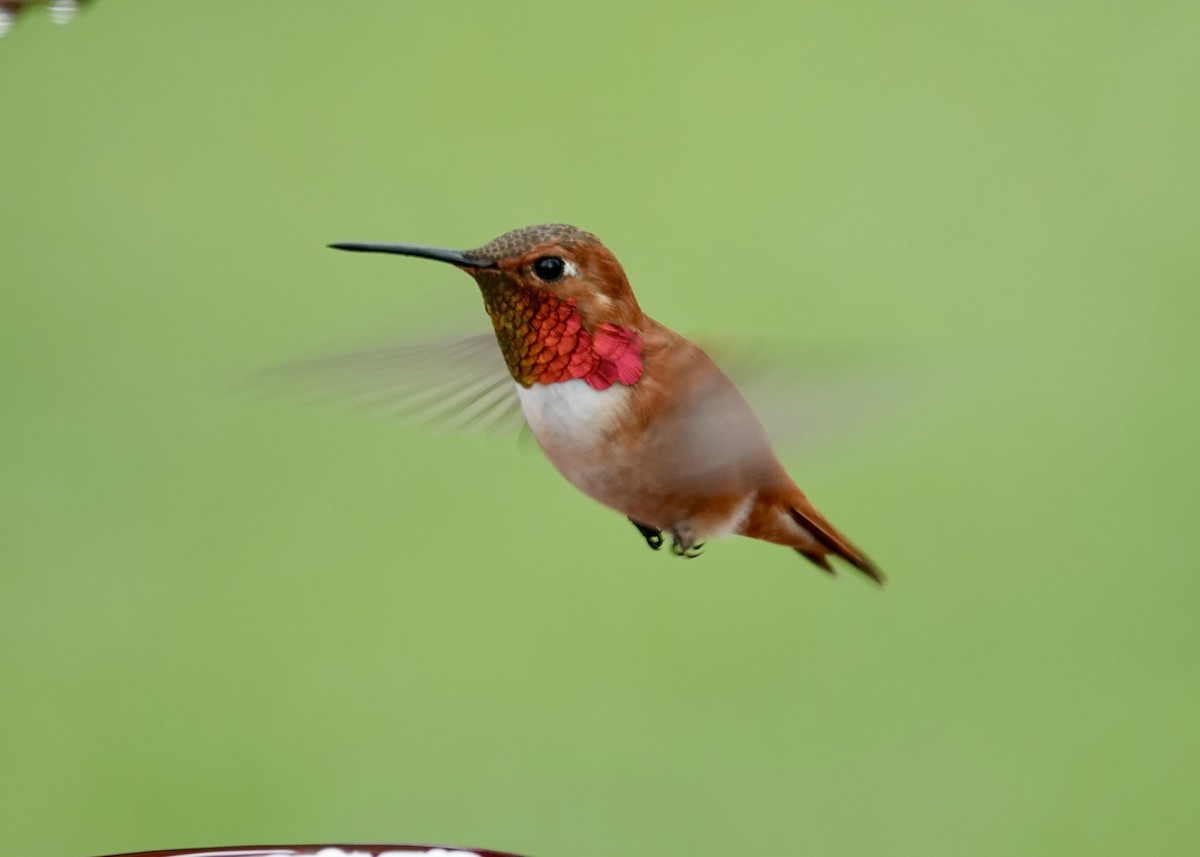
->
[178,852,294,857]
[48,0,79,25]
[314,849,481,857]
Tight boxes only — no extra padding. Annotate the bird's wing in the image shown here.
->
[698,338,924,457]
[253,331,527,437]
[255,328,930,451]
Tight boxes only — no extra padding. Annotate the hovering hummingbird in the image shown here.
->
[328,224,882,583]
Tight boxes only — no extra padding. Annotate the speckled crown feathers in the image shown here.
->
[463,224,599,263]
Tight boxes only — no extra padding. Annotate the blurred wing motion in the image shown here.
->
[255,331,527,437]
[0,0,88,35]
[697,337,920,456]
[257,328,916,458]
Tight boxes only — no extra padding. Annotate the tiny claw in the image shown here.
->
[668,525,705,558]
[629,519,664,551]
[669,539,705,559]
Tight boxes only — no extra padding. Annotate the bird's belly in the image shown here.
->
[515,379,639,497]
[515,379,760,538]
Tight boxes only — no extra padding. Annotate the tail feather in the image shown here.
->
[788,504,884,585]
[798,548,836,576]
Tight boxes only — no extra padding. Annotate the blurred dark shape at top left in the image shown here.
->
[0,0,90,36]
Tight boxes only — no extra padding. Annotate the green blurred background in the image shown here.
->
[2,2,1198,855]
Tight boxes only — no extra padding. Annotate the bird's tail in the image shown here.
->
[788,499,883,584]
[745,487,883,584]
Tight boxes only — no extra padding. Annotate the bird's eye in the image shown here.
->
[532,256,566,283]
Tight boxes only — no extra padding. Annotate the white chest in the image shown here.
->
[515,379,632,452]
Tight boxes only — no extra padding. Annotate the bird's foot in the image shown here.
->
[629,518,664,551]
[669,528,705,558]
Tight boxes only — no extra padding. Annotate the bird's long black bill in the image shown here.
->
[327,241,491,268]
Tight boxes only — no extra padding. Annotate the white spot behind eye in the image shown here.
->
[562,260,579,278]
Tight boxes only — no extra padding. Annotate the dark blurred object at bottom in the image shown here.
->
[0,0,89,36]
[95,846,529,857]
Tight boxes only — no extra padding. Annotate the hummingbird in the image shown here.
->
[328,224,881,583]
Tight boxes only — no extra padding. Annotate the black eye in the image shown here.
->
[532,256,566,282]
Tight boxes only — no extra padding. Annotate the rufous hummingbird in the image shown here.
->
[329,224,882,583]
